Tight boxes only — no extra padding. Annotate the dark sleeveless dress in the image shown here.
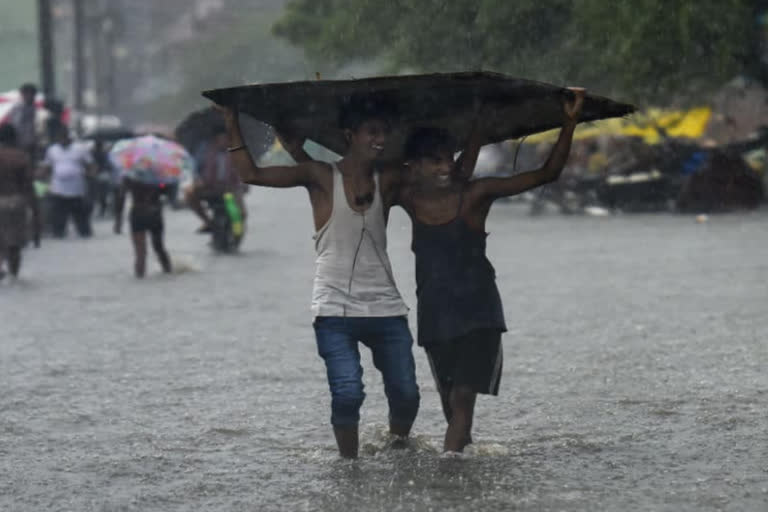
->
[411,204,507,347]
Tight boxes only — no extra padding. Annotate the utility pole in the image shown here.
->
[91,0,117,114]
[37,0,56,97]
[103,16,117,111]
[73,0,86,133]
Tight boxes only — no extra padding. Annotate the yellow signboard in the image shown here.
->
[523,107,712,145]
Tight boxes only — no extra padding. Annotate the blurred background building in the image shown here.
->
[0,0,302,128]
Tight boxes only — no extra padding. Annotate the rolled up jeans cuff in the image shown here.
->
[389,404,419,429]
[330,396,364,427]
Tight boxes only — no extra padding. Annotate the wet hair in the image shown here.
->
[0,124,18,145]
[404,126,457,161]
[19,83,37,95]
[338,94,397,132]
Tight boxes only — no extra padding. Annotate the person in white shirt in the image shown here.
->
[41,124,94,238]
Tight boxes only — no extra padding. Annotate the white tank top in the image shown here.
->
[311,162,408,318]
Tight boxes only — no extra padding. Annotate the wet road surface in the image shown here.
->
[2,188,767,511]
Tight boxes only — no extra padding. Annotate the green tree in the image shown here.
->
[273,0,762,103]
[0,0,38,91]
[572,0,754,97]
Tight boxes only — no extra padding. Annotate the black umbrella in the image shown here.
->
[82,127,135,142]
[175,106,274,161]
[174,107,222,154]
[202,71,635,161]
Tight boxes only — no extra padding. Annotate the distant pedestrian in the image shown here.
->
[0,124,40,280]
[114,178,172,278]
[186,123,247,233]
[90,140,113,217]
[7,83,41,164]
[41,124,94,238]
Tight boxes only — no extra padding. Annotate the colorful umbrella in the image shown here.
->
[109,135,194,185]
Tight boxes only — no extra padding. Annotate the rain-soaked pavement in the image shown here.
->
[2,187,767,511]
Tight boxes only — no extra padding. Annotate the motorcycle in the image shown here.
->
[208,192,243,253]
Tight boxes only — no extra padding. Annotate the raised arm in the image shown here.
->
[219,106,322,188]
[469,88,586,201]
[452,102,488,182]
[275,128,314,164]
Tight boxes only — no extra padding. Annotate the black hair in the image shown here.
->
[338,94,398,132]
[44,97,63,114]
[20,83,38,95]
[0,124,18,145]
[404,126,457,161]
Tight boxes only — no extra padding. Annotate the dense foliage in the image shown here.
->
[274,0,767,102]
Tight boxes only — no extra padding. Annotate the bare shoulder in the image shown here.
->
[303,160,333,184]
[276,160,332,193]
[303,160,333,174]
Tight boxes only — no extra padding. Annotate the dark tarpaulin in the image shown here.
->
[202,71,635,161]
[82,127,135,142]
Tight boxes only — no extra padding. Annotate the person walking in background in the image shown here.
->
[186,123,247,233]
[41,124,94,238]
[0,125,39,281]
[113,178,172,278]
[7,83,41,164]
[90,139,114,218]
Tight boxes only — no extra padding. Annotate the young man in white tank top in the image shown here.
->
[218,97,419,458]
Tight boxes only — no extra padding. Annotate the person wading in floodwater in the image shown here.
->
[397,88,585,452]
[217,97,420,458]
[114,179,173,278]
[0,124,40,281]
[40,124,94,239]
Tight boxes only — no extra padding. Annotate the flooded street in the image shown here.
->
[2,187,767,511]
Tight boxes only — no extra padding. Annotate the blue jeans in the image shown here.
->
[313,316,420,427]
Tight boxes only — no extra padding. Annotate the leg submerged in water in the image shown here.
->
[73,197,92,238]
[314,317,366,459]
[150,230,172,273]
[186,187,212,232]
[436,382,473,446]
[427,331,502,452]
[367,317,420,444]
[444,386,477,452]
[131,232,147,278]
[7,246,21,278]
[333,426,359,459]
